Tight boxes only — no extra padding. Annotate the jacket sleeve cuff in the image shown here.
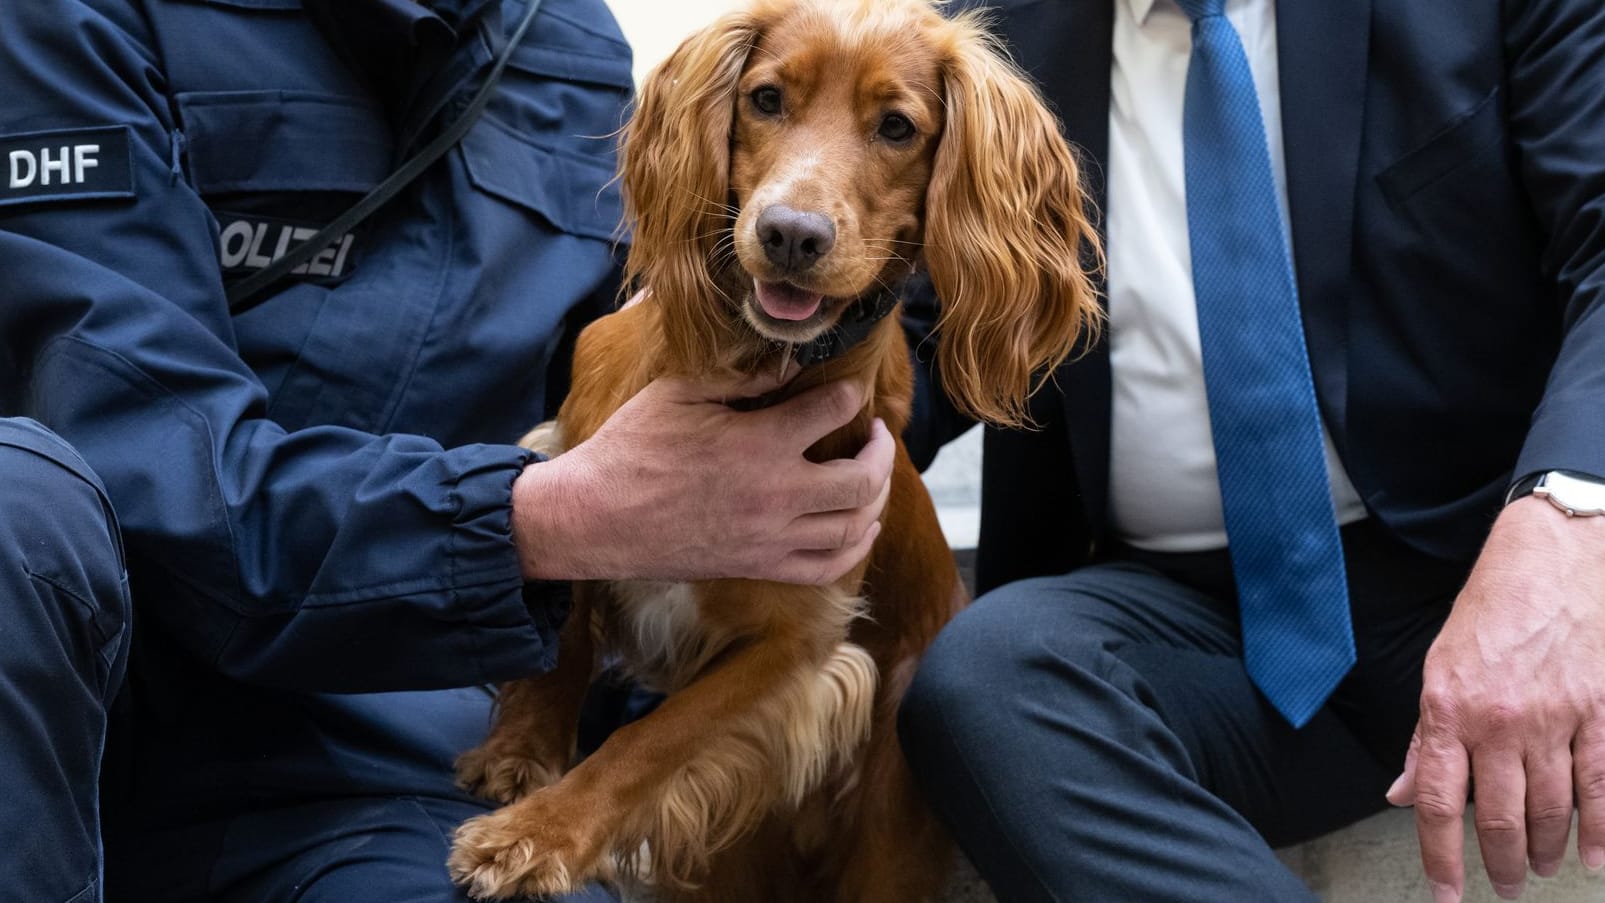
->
[450,445,567,684]
[1513,394,1605,498]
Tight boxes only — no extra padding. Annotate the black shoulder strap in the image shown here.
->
[227,0,545,315]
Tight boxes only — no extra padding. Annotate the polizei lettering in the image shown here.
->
[218,215,358,281]
[0,125,133,208]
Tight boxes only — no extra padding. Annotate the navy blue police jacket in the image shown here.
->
[0,0,629,864]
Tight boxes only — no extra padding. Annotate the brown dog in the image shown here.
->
[448,1,1099,899]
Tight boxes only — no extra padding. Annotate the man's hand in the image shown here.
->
[1386,497,1605,901]
[510,371,894,585]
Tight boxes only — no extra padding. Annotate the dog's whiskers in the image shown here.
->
[682,188,742,217]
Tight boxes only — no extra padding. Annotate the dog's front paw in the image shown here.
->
[456,744,563,804]
[449,795,610,900]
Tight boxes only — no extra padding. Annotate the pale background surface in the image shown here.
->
[597,5,1603,899]
[609,0,743,85]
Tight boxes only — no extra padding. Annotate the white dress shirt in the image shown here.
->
[1104,0,1368,552]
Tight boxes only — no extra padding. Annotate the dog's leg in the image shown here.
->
[448,615,876,900]
[822,460,965,902]
[643,818,808,903]
[456,583,599,803]
[827,657,955,903]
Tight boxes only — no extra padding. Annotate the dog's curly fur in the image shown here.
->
[448,1,1099,899]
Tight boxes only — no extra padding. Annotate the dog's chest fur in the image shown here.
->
[606,580,723,693]
[603,578,866,694]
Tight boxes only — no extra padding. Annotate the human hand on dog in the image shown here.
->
[511,371,893,585]
[1386,498,1605,902]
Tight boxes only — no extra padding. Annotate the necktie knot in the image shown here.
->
[1174,0,1226,22]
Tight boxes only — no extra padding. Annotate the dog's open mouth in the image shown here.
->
[753,280,825,322]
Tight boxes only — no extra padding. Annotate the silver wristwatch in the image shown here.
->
[1506,470,1605,517]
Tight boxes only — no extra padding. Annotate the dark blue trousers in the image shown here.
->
[189,794,619,903]
[0,418,130,903]
[106,683,624,903]
[899,521,1462,902]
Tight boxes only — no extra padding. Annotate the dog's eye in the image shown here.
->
[751,86,784,116]
[877,113,916,144]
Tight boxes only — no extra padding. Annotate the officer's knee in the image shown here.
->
[0,421,128,634]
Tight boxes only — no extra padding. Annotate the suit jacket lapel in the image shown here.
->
[1277,0,1371,450]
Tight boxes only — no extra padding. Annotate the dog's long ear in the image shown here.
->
[924,18,1103,428]
[620,12,762,370]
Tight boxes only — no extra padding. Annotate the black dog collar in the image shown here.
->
[791,281,905,368]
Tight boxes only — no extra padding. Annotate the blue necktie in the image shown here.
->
[1176,0,1354,727]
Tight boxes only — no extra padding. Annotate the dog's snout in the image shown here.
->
[757,205,836,273]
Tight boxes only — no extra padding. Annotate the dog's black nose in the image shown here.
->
[757,205,836,272]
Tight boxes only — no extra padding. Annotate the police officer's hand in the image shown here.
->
[509,371,893,585]
[1386,498,1605,902]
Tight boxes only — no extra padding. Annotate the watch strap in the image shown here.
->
[1505,471,1545,506]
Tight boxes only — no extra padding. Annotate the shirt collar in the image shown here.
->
[1126,0,1160,25]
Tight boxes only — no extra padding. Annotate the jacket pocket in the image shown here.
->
[175,90,392,196]
[459,117,623,243]
[1377,86,1505,207]
[504,5,634,92]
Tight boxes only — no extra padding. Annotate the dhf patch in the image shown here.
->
[0,125,134,207]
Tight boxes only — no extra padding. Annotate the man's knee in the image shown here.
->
[900,577,1075,751]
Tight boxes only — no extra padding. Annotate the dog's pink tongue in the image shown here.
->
[755,280,824,321]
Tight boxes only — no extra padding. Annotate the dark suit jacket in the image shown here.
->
[908,0,1605,594]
